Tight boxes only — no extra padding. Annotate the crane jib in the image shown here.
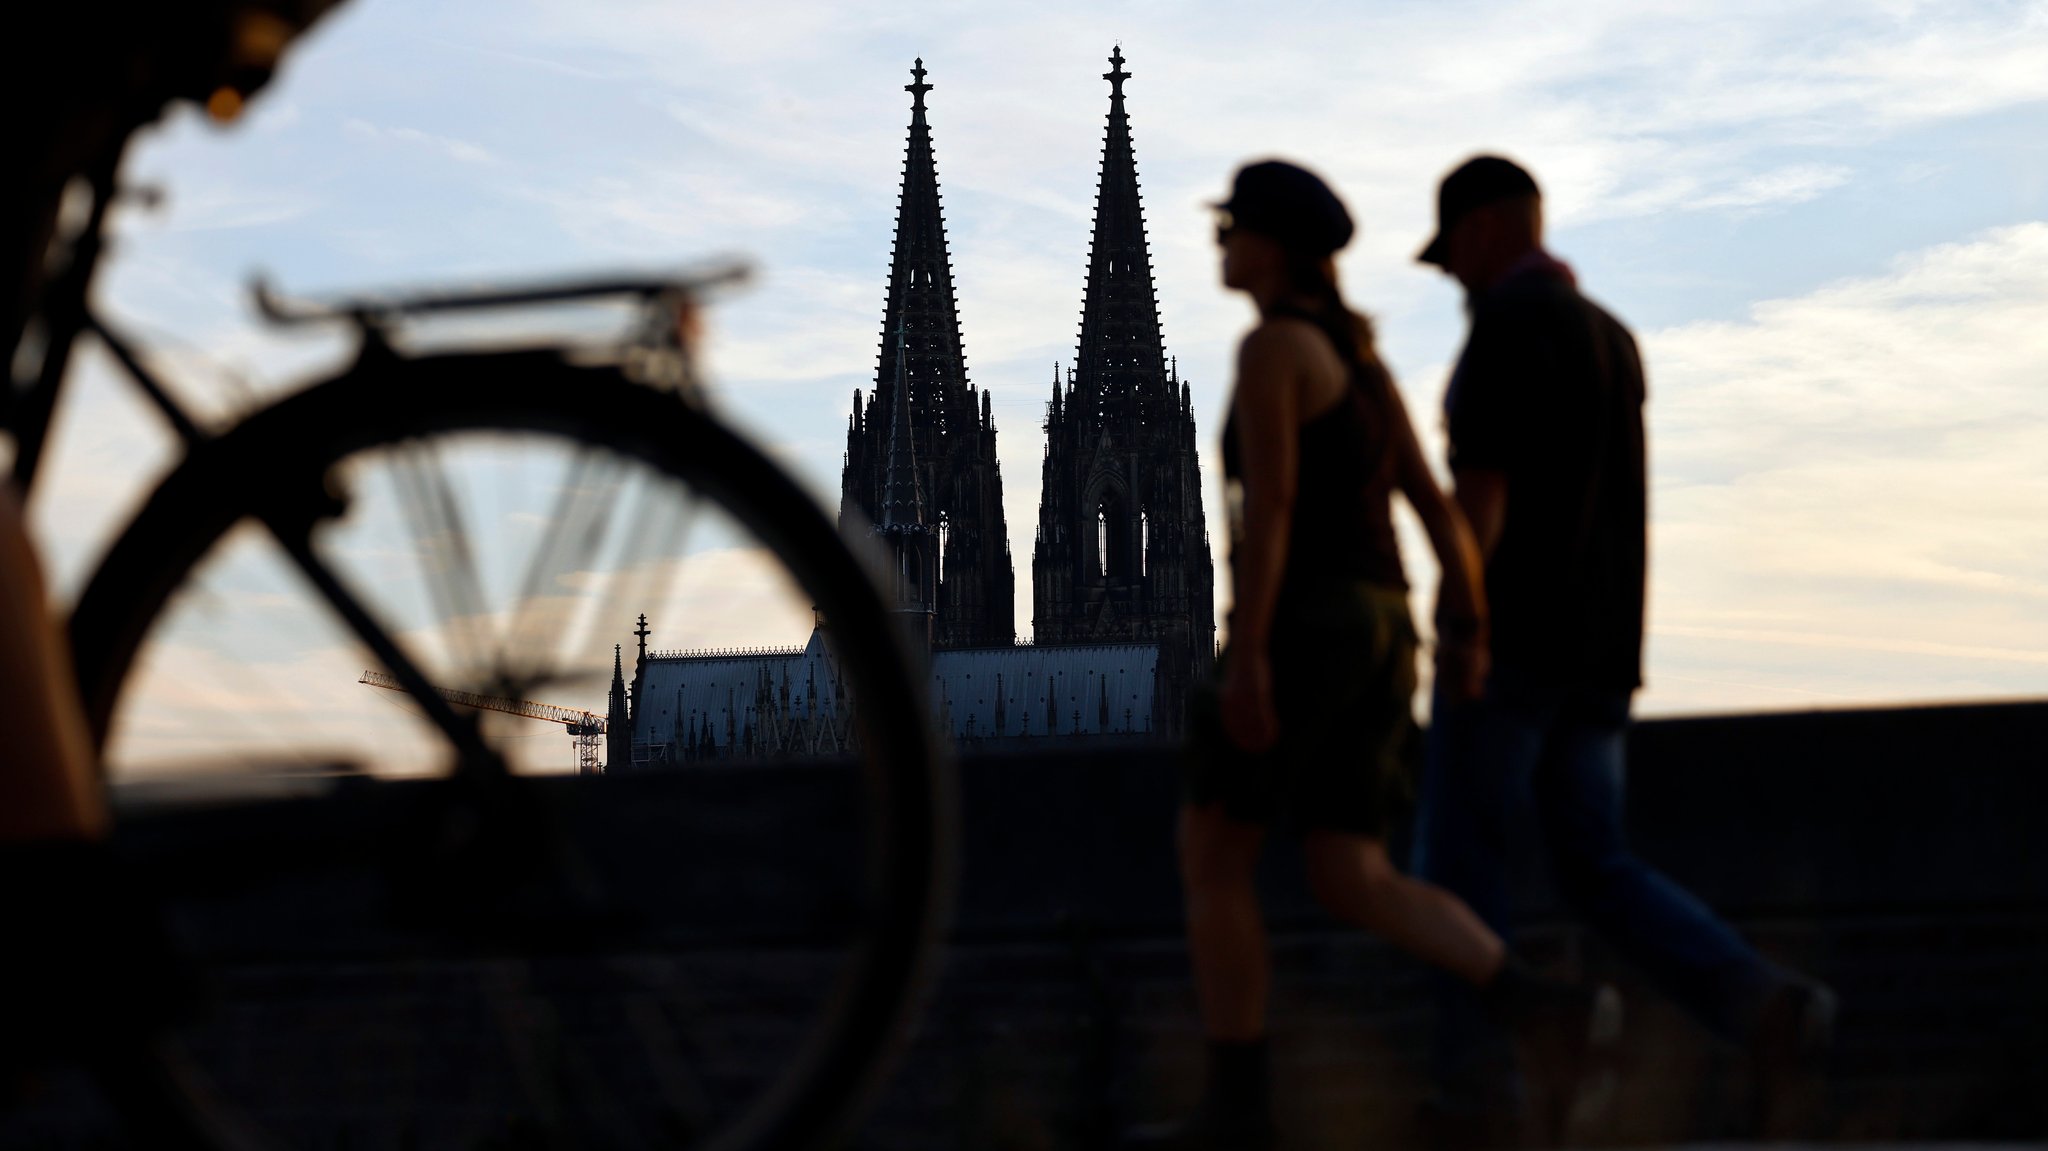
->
[356,669,608,774]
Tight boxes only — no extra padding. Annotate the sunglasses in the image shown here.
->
[1213,210,1236,246]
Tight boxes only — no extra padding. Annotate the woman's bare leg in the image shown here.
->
[1303,830,1503,986]
[1179,803,1270,1040]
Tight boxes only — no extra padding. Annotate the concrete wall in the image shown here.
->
[6,700,2044,1148]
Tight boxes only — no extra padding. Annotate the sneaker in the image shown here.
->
[1486,965,1624,1144]
[1755,977,1837,1061]
[1751,976,1837,1138]
[1123,1039,1276,1150]
[1565,984,1624,1131]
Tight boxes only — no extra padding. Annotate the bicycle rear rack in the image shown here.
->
[251,262,753,327]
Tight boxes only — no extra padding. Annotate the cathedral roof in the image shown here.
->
[927,642,1159,740]
[629,634,1161,751]
[631,645,834,757]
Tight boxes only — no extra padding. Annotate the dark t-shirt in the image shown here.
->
[1446,265,1646,689]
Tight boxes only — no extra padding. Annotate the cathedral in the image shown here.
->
[619,49,1215,767]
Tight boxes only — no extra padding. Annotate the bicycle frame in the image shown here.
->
[10,161,119,496]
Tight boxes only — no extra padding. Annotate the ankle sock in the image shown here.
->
[1206,1036,1272,1116]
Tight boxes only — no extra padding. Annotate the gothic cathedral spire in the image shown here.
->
[841,58,1016,650]
[1032,47,1216,732]
[1071,45,1168,422]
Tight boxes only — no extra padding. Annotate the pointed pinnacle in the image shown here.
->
[879,318,927,530]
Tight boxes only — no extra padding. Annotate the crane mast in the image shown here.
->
[357,670,607,774]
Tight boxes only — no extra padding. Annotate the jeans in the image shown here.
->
[1411,664,1778,1110]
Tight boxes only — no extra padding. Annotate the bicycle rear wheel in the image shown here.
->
[65,347,952,1150]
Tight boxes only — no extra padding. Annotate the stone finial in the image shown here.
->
[907,57,933,112]
[1105,45,1130,100]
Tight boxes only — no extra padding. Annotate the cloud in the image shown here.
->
[344,117,500,166]
[1655,623,2048,667]
[1652,223,2048,477]
[1687,163,1854,211]
[1639,222,2048,711]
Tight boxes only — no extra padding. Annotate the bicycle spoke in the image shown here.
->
[497,447,627,689]
[262,513,495,773]
[388,442,493,684]
[573,473,703,674]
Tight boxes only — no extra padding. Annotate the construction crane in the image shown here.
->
[357,670,608,774]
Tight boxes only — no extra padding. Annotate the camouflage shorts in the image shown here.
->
[1184,582,1421,837]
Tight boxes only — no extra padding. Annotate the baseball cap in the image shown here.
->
[1214,159,1354,256]
[1417,155,1540,267]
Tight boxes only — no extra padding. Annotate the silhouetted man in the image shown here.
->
[1410,155,1834,1139]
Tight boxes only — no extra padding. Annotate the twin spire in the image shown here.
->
[1072,42,1168,420]
[880,46,1162,432]
[1031,45,1213,676]
[871,53,968,453]
[871,44,1171,496]
[849,48,1178,655]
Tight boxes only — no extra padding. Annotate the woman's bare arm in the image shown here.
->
[1215,322,1310,752]
[0,485,104,842]
[1228,323,1304,655]
[1451,468,1508,561]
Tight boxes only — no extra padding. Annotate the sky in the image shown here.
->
[28,0,2048,772]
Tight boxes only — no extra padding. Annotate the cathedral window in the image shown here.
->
[1094,493,1130,579]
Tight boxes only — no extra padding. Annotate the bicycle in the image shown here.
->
[3,10,952,1149]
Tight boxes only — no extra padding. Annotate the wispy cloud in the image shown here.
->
[1640,222,2048,710]
[344,117,500,166]
[1687,163,1854,211]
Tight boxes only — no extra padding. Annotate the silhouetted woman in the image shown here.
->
[1136,161,1610,1149]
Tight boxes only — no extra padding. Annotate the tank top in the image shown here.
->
[1221,304,1408,598]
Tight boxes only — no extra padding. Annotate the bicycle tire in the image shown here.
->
[66,347,954,1151]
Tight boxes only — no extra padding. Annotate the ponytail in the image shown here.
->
[1282,250,1383,380]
